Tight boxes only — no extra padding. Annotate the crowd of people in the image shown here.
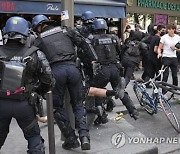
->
[0,11,180,154]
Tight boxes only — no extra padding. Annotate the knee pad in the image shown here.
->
[54,111,74,138]
[27,142,45,154]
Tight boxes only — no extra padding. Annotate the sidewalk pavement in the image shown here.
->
[39,102,158,154]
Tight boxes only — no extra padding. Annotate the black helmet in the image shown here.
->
[92,19,108,30]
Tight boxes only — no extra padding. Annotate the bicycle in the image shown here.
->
[132,67,180,133]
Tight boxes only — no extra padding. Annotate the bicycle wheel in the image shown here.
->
[133,83,144,106]
[133,83,156,115]
[160,97,180,133]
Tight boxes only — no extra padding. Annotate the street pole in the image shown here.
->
[61,0,75,141]
[61,0,74,28]
[46,91,56,154]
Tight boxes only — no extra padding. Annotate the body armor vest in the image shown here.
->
[92,34,117,64]
[39,26,75,64]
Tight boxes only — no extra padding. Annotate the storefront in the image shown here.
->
[0,0,126,17]
[126,0,180,32]
[0,0,127,36]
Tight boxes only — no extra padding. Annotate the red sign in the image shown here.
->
[0,1,15,11]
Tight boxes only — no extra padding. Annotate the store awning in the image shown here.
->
[74,4,125,18]
[0,0,61,15]
[74,0,126,18]
[0,0,126,18]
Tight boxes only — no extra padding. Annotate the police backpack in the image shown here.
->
[0,46,38,98]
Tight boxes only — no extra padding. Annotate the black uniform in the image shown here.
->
[76,24,117,113]
[35,25,95,150]
[148,35,162,79]
[0,40,54,153]
[91,33,138,121]
[122,39,148,86]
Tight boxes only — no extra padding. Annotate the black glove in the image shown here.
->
[175,42,180,49]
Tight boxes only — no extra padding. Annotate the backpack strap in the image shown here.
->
[22,46,39,58]
[4,50,19,61]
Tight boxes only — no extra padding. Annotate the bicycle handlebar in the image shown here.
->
[156,81,180,91]
[155,82,180,95]
[139,66,167,85]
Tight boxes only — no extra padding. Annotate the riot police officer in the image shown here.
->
[76,11,96,82]
[32,14,95,150]
[90,19,139,123]
[77,11,116,113]
[76,11,95,38]
[0,16,54,154]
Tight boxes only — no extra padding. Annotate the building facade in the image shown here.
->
[126,0,180,32]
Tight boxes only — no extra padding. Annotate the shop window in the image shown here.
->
[126,13,153,32]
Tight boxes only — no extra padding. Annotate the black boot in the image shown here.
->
[94,111,108,125]
[80,136,90,150]
[54,111,80,149]
[62,136,80,150]
[130,109,139,120]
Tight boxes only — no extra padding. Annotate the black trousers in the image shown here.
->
[122,60,137,86]
[148,57,162,80]
[162,57,178,86]
[0,99,41,150]
[93,64,136,114]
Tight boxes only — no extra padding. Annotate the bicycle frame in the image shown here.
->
[133,80,157,111]
[133,66,180,132]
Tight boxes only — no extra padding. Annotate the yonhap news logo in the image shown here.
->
[111,132,126,148]
[111,132,180,148]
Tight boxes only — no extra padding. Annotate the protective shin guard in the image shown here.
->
[54,111,75,138]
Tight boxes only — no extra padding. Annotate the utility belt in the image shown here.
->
[0,91,27,101]
[99,61,116,66]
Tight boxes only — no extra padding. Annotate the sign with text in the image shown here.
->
[137,0,180,11]
[0,0,61,14]
[155,14,168,25]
